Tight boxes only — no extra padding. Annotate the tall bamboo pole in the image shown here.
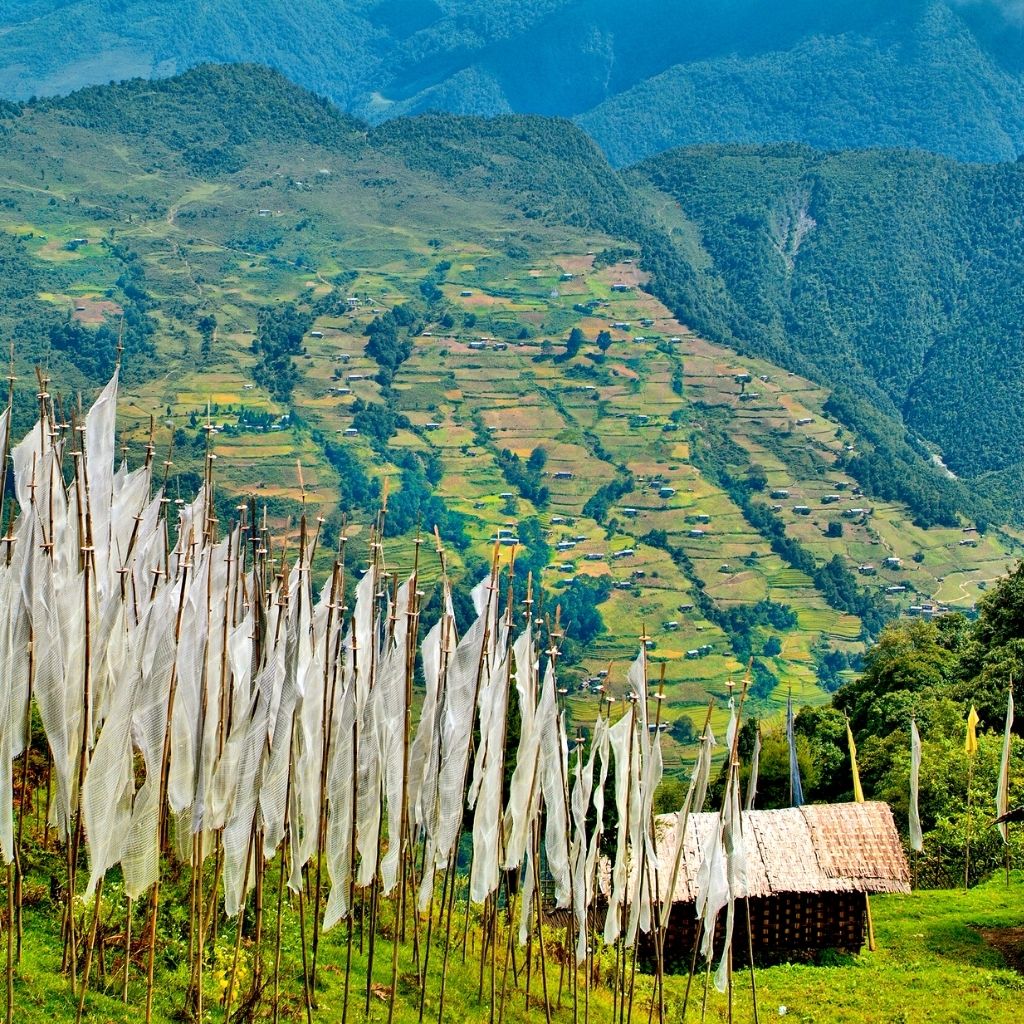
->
[144,533,193,1024]
[387,536,422,1024]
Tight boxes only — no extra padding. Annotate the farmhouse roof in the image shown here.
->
[652,802,910,903]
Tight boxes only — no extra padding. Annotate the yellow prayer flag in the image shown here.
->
[846,718,865,803]
[965,704,979,756]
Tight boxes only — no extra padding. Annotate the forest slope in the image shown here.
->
[631,144,1024,510]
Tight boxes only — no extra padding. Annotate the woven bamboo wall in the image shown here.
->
[654,893,868,973]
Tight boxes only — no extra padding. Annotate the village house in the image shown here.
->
[644,802,910,968]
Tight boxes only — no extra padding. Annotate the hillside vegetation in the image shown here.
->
[631,144,1024,522]
[8,870,1023,1023]
[0,65,1019,766]
[0,2,1022,164]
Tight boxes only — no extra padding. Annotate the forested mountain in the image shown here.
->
[4,64,1020,752]
[1,1,1023,164]
[631,144,1024,518]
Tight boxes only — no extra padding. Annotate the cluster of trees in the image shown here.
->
[364,305,417,387]
[351,400,409,451]
[554,575,613,664]
[495,446,550,509]
[744,563,1024,881]
[251,302,313,402]
[321,438,381,514]
[813,639,856,693]
[717,600,796,644]
[582,473,634,523]
[554,327,585,363]
[197,313,216,362]
[384,449,468,549]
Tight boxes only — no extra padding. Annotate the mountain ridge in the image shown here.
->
[1,63,1017,746]
[1,1,1023,164]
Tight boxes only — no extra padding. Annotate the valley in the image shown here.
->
[0,67,1015,770]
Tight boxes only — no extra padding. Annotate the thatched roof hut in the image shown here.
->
[649,801,910,967]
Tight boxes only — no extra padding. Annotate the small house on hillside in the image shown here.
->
[648,802,909,968]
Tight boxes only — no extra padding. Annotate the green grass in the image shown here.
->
[9,867,1023,1024]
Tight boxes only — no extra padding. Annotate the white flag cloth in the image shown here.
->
[603,711,633,944]
[909,720,923,853]
[745,728,761,812]
[997,689,1014,844]
[571,716,604,962]
[409,587,455,834]
[694,809,728,964]
[432,579,493,870]
[714,766,747,991]
[379,578,413,895]
[502,626,540,871]
[540,669,571,909]
[468,618,510,904]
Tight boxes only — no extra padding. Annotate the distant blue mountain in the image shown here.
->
[1,0,1021,163]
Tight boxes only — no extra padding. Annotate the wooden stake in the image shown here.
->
[74,876,104,1024]
[122,898,132,1003]
[6,863,13,1024]
[744,899,759,1024]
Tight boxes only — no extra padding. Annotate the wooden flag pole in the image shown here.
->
[122,898,132,1002]
[146,535,193,1024]
[6,862,13,1024]
[74,876,105,1024]
[964,754,975,890]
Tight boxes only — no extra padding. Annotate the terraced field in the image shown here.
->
[0,77,1018,769]
[273,251,1017,765]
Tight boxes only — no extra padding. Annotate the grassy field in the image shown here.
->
[8,870,1022,1023]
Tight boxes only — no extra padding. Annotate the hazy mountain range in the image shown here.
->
[2,0,1023,164]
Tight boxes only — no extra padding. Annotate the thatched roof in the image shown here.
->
[652,801,910,903]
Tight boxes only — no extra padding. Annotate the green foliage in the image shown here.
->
[364,312,413,385]
[554,326,584,363]
[552,574,612,663]
[579,4,1024,165]
[351,400,407,450]
[495,446,549,509]
[33,63,363,155]
[738,719,820,810]
[252,302,313,402]
[197,313,216,362]
[385,450,469,549]
[768,563,1024,875]
[634,144,1024,522]
[322,439,381,513]
[582,473,633,523]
